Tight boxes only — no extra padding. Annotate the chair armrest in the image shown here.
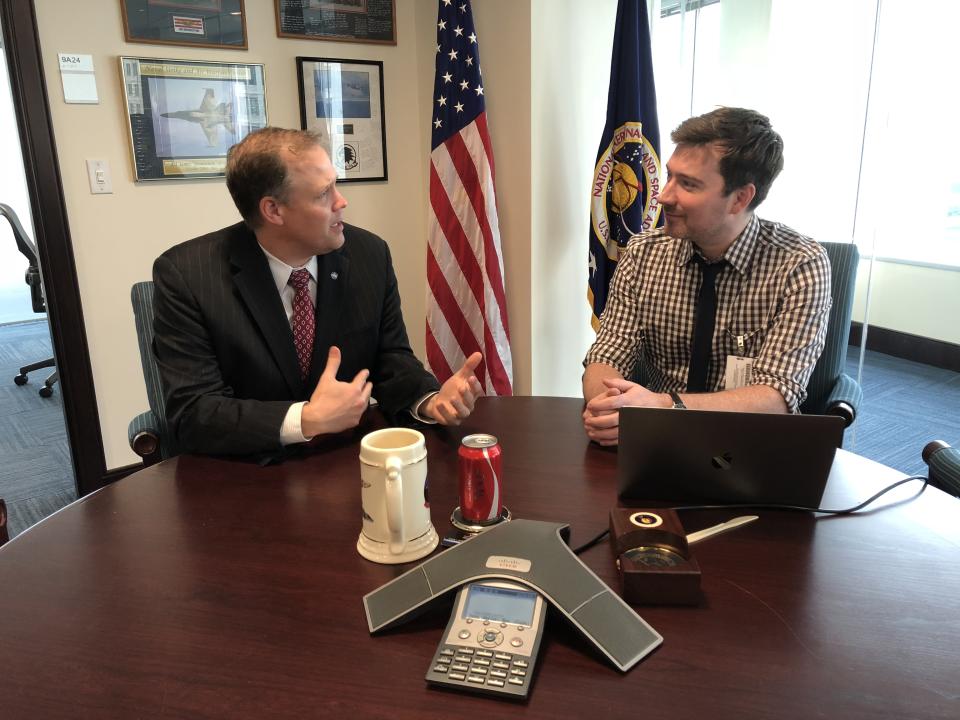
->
[923,442,960,499]
[823,373,863,428]
[128,411,162,464]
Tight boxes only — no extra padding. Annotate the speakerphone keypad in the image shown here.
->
[429,643,531,690]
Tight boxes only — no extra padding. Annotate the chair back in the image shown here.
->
[131,281,177,458]
[800,241,859,415]
[1,203,46,313]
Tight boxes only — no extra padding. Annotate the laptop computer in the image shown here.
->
[617,407,845,508]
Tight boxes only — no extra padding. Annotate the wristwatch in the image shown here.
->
[668,390,687,410]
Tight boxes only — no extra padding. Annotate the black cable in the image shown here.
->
[571,528,611,555]
[669,474,930,515]
[571,474,930,555]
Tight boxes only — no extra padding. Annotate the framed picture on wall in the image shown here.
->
[120,0,247,50]
[120,0,248,50]
[296,57,387,182]
[276,0,396,45]
[120,57,267,181]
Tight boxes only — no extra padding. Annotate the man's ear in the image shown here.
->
[259,195,284,226]
[730,183,756,215]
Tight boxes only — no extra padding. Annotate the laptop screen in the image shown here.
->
[617,407,844,507]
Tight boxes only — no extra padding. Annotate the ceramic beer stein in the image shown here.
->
[357,428,439,564]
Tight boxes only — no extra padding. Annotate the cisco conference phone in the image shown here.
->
[425,579,546,700]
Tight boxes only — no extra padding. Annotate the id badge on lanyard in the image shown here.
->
[724,334,755,389]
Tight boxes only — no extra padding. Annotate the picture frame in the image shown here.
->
[296,56,387,182]
[276,0,396,45]
[120,0,248,50]
[120,57,268,181]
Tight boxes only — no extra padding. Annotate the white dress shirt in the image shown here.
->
[259,245,318,445]
[258,245,436,446]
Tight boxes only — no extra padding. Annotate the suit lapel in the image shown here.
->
[308,246,350,386]
[228,225,303,397]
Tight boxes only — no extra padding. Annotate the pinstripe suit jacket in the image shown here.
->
[152,222,438,456]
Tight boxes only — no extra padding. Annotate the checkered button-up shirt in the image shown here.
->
[584,215,832,413]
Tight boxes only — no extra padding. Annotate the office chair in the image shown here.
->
[1,203,58,398]
[798,241,862,426]
[128,281,178,466]
[1,498,8,546]
[923,441,960,499]
[629,241,862,429]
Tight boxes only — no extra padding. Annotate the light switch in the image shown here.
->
[85,159,112,194]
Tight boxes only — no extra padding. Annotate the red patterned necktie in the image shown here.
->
[288,268,315,381]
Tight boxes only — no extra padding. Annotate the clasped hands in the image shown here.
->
[301,347,484,438]
[582,377,668,446]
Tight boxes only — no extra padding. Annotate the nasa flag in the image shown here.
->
[588,0,662,329]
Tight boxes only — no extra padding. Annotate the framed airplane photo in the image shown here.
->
[119,57,267,181]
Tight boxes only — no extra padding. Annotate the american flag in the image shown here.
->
[426,0,513,396]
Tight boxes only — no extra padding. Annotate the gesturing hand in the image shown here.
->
[301,346,373,438]
[425,352,485,425]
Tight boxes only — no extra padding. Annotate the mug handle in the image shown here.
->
[385,456,404,555]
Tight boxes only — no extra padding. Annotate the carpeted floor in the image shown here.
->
[0,320,958,539]
[843,348,960,476]
[0,319,76,540]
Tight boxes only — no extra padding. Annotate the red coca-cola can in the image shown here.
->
[458,434,503,525]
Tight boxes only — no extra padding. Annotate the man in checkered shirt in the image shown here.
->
[583,107,831,446]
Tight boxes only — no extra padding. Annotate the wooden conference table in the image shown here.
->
[0,398,957,719]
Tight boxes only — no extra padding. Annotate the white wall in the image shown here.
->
[530,0,618,397]
[853,260,960,344]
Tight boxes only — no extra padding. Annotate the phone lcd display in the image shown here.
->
[463,584,537,626]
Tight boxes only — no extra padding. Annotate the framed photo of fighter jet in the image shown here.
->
[120,57,267,181]
[296,57,387,182]
[120,1,248,50]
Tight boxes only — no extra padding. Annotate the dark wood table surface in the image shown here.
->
[1,397,958,719]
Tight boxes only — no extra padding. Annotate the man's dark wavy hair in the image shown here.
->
[671,107,784,209]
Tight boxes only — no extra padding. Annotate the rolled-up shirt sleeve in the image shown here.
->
[583,246,644,377]
[750,248,832,413]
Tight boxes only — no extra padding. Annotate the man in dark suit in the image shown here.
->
[153,127,483,456]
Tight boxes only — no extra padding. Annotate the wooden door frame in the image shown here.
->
[2,0,125,495]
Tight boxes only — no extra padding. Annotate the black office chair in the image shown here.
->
[923,441,960,499]
[798,241,862,426]
[1,203,58,398]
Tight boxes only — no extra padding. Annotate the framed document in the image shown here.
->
[120,0,248,49]
[296,57,387,182]
[276,0,396,45]
[120,57,267,181]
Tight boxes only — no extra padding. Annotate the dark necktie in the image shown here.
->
[288,269,315,381]
[686,255,726,393]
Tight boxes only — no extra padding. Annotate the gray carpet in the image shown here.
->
[0,320,957,540]
[844,348,960,476]
[0,319,77,539]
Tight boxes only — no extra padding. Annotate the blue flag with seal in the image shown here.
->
[589,0,662,330]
